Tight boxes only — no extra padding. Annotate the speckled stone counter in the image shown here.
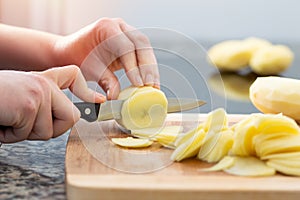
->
[0,132,69,200]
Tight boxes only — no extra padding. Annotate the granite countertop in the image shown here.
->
[0,132,69,200]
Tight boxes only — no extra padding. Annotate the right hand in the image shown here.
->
[0,65,105,143]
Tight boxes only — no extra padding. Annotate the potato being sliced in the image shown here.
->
[111,137,153,148]
[201,156,235,172]
[224,156,275,177]
[116,86,168,130]
[171,129,206,161]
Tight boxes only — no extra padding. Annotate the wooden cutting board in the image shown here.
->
[65,114,300,200]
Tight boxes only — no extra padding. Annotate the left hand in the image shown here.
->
[56,18,159,100]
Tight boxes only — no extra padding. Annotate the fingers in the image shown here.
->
[39,65,106,103]
[98,69,120,100]
[51,88,81,137]
[101,25,143,87]
[27,76,53,140]
[98,19,160,88]
[119,22,160,88]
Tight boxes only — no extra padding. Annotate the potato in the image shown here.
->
[250,76,300,122]
[201,156,234,171]
[207,37,293,75]
[267,160,300,176]
[171,129,206,161]
[250,45,294,75]
[172,108,228,161]
[231,113,300,157]
[224,156,276,177]
[116,86,168,130]
[207,40,251,71]
[111,137,153,148]
[198,130,234,163]
[243,37,272,55]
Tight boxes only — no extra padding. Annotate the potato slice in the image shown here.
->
[261,152,300,160]
[154,126,184,148]
[198,130,234,163]
[224,156,275,177]
[171,129,206,161]
[203,108,228,134]
[250,45,294,75]
[250,76,300,122]
[131,126,183,141]
[231,113,300,157]
[117,86,168,130]
[111,137,153,148]
[266,160,300,176]
[174,123,204,147]
[255,135,300,157]
[201,156,235,172]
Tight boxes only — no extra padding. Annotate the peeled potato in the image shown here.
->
[208,38,293,75]
[207,40,251,71]
[117,86,168,130]
[250,76,300,122]
[242,37,272,55]
[250,45,294,75]
[111,137,153,148]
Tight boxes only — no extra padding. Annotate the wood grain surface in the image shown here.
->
[65,114,300,200]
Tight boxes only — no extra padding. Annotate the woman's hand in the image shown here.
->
[0,65,105,143]
[56,18,159,99]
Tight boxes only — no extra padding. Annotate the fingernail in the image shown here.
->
[145,74,154,85]
[95,93,106,102]
[154,78,160,89]
[107,89,112,100]
[135,76,144,86]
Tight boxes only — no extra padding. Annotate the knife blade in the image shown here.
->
[74,98,206,122]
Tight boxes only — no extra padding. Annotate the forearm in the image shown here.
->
[0,24,67,71]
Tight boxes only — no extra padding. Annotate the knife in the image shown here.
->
[74,98,206,122]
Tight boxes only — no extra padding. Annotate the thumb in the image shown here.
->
[37,65,106,103]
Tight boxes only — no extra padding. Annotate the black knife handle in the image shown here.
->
[74,102,101,122]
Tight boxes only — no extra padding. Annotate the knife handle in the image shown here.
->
[74,102,101,122]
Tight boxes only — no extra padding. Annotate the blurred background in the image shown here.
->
[1,0,299,113]
[1,0,300,41]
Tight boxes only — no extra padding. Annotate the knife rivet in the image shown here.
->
[84,108,91,115]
